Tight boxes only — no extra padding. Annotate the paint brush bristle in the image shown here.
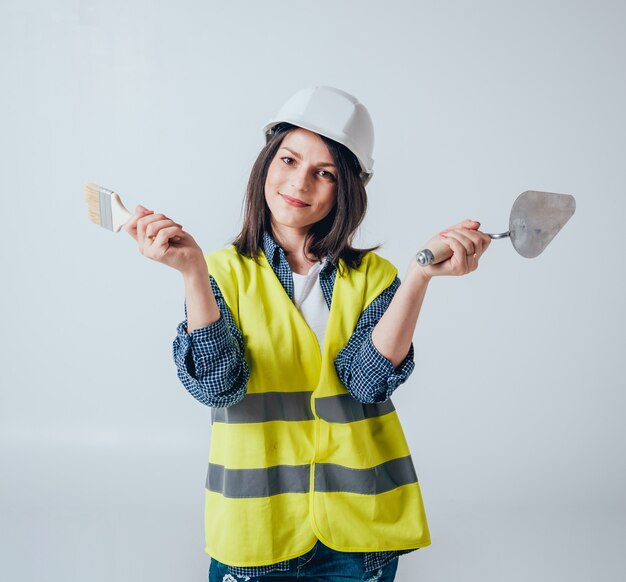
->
[84,182,104,225]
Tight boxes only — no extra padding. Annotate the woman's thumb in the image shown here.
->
[461,219,480,230]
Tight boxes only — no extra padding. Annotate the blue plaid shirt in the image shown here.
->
[172,231,418,575]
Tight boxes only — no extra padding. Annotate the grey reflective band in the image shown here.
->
[212,392,395,424]
[207,463,310,498]
[314,394,395,423]
[315,456,418,495]
[206,456,417,498]
[211,391,315,424]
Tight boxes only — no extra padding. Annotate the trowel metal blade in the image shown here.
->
[509,190,576,258]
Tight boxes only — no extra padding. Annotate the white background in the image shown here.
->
[1,1,625,580]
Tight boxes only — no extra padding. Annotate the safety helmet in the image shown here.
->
[262,86,375,185]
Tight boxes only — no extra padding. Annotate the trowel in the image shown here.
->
[415,190,576,266]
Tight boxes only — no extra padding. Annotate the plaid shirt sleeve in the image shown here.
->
[334,276,415,404]
[171,275,249,408]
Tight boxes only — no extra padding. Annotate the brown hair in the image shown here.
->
[231,123,380,275]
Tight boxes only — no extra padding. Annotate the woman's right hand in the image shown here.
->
[406,219,491,284]
[123,205,206,276]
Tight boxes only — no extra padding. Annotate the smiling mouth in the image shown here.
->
[279,193,310,207]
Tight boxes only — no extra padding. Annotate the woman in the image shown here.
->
[124,86,490,581]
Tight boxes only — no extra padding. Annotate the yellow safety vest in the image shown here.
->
[203,245,431,567]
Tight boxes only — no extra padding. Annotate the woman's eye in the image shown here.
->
[319,170,336,180]
[281,157,294,165]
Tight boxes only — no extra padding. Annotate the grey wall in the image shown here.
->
[1,1,624,580]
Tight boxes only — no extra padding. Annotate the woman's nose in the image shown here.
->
[290,167,310,192]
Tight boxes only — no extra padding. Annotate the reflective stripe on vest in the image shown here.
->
[207,463,310,497]
[315,455,417,494]
[211,391,395,424]
[211,391,314,424]
[206,455,417,498]
[315,394,395,423]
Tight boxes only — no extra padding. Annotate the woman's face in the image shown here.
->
[264,128,338,232]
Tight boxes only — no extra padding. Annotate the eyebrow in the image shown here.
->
[280,147,336,168]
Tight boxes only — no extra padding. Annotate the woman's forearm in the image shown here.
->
[371,262,431,368]
[182,259,221,334]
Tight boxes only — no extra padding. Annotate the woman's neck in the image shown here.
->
[270,221,319,275]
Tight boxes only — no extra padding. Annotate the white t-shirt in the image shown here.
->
[291,261,329,349]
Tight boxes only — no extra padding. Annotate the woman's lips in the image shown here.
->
[280,193,310,208]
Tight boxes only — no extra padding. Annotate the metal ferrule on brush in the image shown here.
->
[98,185,115,230]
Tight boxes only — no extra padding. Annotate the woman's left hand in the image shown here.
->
[408,219,491,281]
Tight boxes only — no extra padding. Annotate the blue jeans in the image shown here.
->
[208,540,399,581]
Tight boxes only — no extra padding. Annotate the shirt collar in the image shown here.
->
[261,230,336,276]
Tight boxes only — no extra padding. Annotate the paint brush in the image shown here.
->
[84,182,182,244]
[84,182,133,232]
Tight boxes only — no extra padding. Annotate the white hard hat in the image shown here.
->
[262,86,375,185]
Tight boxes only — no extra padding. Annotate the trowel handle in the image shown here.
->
[415,240,453,266]
[416,231,509,266]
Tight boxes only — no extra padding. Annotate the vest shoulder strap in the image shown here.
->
[204,247,399,325]
[349,251,398,310]
[203,245,249,326]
